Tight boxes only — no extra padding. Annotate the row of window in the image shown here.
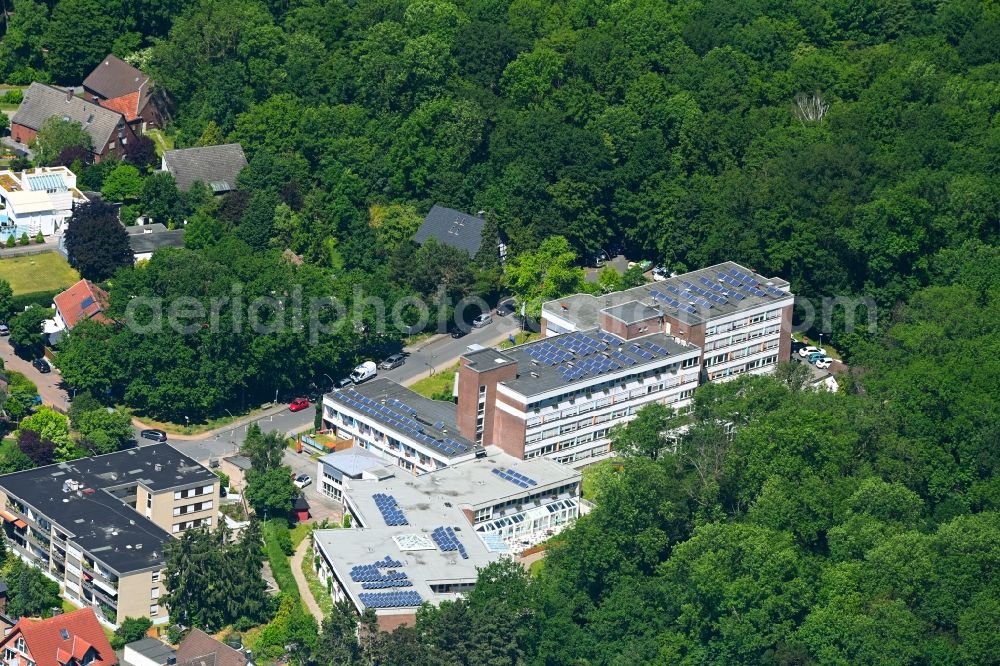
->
[172,516,212,533]
[707,355,779,381]
[525,389,695,458]
[703,322,781,352]
[472,482,579,522]
[173,500,213,517]
[705,338,780,367]
[174,484,215,500]
[706,307,783,336]
[328,410,440,467]
[524,371,698,426]
[523,357,699,413]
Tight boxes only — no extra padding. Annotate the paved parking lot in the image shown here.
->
[0,337,70,411]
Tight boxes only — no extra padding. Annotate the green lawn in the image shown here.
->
[408,362,458,398]
[146,128,174,156]
[0,253,80,295]
[497,331,538,349]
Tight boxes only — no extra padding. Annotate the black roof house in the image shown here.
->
[413,204,488,256]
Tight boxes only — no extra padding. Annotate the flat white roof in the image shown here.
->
[344,446,581,528]
[313,525,502,612]
[3,189,56,214]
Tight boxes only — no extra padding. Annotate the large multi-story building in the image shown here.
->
[322,261,791,471]
[0,445,220,627]
[541,261,795,383]
[312,446,581,631]
[456,330,702,465]
[321,378,478,474]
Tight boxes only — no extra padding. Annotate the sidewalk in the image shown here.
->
[290,536,325,624]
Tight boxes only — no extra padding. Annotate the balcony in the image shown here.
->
[82,564,118,590]
[83,579,119,607]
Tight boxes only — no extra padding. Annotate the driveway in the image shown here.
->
[0,337,70,411]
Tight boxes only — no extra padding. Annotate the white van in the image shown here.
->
[350,361,377,384]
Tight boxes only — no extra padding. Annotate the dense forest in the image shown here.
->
[2,0,999,662]
[6,0,1000,342]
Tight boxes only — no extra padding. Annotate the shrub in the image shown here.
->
[34,232,44,244]
[2,89,24,105]
[18,232,28,246]
[6,236,15,248]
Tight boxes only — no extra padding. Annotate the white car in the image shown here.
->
[815,356,833,370]
[798,345,825,358]
[651,266,668,281]
[293,474,312,489]
[472,313,492,328]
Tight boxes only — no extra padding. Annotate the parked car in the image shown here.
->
[335,376,353,389]
[379,353,406,370]
[32,358,50,373]
[288,397,311,412]
[651,266,668,281]
[472,313,493,328]
[807,351,829,364]
[293,474,312,489]
[791,340,806,354]
[450,326,468,339]
[140,429,168,443]
[815,356,834,370]
[496,299,515,317]
[798,345,825,358]
[0,324,9,336]
[350,361,377,384]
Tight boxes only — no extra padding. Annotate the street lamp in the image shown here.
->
[322,373,334,391]
[224,408,236,446]
[819,333,823,348]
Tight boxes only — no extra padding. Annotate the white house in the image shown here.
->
[0,166,88,237]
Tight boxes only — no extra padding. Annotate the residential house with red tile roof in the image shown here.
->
[52,279,109,331]
[0,607,118,666]
[82,55,170,135]
[11,83,136,163]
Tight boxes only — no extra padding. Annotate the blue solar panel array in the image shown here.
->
[560,353,623,381]
[518,329,677,385]
[351,555,415,590]
[597,331,624,346]
[373,493,409,526]
[359,591,424,608]
[650,289,697,314]
[552,331,609,357]
[525,341,575,366]
[333,389,471,457]
[719,268,787,300]
[431,526,469,559]
[492,467,538,488]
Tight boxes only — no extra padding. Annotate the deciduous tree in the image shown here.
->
[64,200,133,280]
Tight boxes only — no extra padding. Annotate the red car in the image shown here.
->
[288,397,311,412]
